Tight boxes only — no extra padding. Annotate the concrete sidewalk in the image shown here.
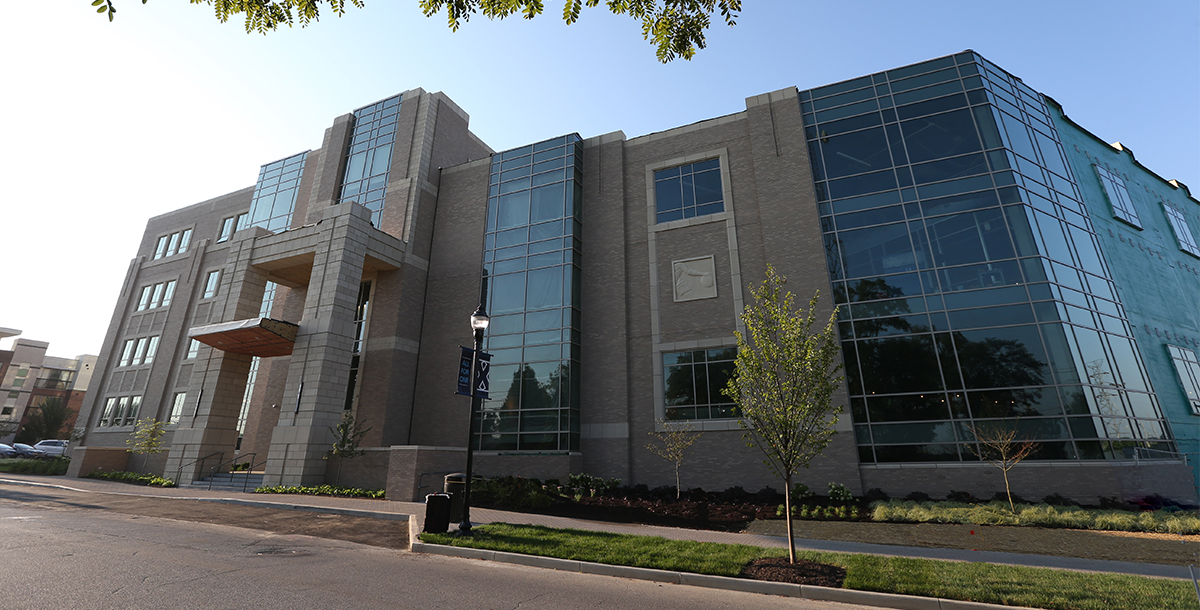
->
[0,474,1191,581]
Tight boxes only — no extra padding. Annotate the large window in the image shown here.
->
[1095,165,1140,228]
[480,135,583,452]
[1163,203,1200,258]
[1167,345,1200,415]
[97,395,141,427]
[153,229,192,260]
[803,52,1174,464]
[169,392,187,424]
[339,95,402,228]
[654,159,724,223]
[217,212,248,242]
[202,270,220,298]
[136,280,176,311]
[662,348,737,420]
[118,336,159,367]
[248,151,308,232]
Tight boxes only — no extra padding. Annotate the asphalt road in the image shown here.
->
[0,494,870,610]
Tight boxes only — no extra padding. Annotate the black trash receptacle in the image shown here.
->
[444,473,466,523]
[423,493,451,533]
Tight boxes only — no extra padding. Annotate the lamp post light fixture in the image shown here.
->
[459,305,490,534]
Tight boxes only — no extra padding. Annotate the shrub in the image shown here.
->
[790,483,814,503]
[0,457,70,475]
[864,487,889,502]
[86,469,176,487]
[474,476,557,510]
[754,486,782,504]
[946,490,980,503]
[904,491,932,502]
[253,484,384,499]
[869,499,1200,535]
[828,482,854,503]
[567,473,621,495]
[1042,493,1079,507]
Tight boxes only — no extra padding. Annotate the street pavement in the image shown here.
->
[3,497,875,610]
[1,473,1193,586]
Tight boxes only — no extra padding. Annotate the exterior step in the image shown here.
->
[187,472,265,493]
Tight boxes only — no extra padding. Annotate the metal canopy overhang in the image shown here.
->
[188,318,298,358]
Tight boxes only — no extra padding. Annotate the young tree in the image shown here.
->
[968,421,1039,513]
[16,397,76,444]
[127,418,169,473]
[327,411,371,485]
[724,266,843,564]
[646,418,703,499]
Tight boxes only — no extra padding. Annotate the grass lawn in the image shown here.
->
[421,523,1197,610]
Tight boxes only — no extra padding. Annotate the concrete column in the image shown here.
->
[264,203,373,486]
[164,233,272,484]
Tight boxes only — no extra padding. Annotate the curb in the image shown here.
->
[410,542,1041,610]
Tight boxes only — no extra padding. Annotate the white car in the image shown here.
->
[33,439,68,457]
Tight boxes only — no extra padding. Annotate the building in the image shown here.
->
[1,330,97,444]
[69,51,1199,505]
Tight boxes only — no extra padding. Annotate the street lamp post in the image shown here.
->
[459,305,489,534]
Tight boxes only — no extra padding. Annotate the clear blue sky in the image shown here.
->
[1,0,1196,358]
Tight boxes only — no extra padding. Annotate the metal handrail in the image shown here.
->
[243,457,269,493]
[175,451,223,487]
[206,453,258,491]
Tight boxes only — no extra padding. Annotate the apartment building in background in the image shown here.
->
[1,329,97,444]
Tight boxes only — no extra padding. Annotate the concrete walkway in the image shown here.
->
[1,474,1192,583]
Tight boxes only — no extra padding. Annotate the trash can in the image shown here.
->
[423,493,451,533]
[444,473,466,523]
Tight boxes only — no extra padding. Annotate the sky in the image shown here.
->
[1,0,1196,358]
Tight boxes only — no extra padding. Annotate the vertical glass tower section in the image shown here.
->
[478,135,584,452]
[800,52,1176,463]
[339,94,403,228]
[247,151,309,232]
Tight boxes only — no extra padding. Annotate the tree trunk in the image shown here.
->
[784,473,795,563]
[1003,468,1015,513]
[675,463,681,500]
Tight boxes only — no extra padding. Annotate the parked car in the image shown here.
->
[33,439,68,457]
[0,444,15,459]
[12,443,46,459]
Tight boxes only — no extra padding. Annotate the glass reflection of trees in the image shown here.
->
[479,362,570,450]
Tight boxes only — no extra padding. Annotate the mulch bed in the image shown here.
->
[739,557,846,587]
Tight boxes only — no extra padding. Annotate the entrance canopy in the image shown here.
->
[188,318,298,357]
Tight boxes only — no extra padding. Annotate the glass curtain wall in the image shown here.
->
[247,152,309,233]
[800,52,1176,463]
[338,94,402,228]
[478,135,583,452]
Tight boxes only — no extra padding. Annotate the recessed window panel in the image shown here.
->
[1168,345,1200,414]
[662,348,736,421]
[1164,204,1200,257]
[654,159,724,223]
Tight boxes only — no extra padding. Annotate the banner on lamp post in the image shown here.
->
[456,347,491,399]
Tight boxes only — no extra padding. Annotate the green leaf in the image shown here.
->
[92,0,105,6]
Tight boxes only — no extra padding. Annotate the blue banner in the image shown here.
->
[456,347,492,399]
